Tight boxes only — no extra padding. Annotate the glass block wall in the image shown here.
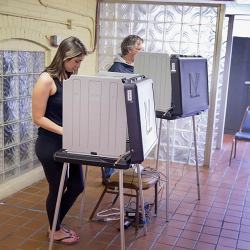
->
[0,51,44,183]
[98,2,222,165]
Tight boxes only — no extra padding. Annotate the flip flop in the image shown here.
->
[49,234,79,245]
[61,225,79,238]
[47,226,79,239]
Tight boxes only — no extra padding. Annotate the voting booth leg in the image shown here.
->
[192,116,201,200]
[79,165,89,226]
[49,163,68,250]
[155,118,163,171]
[136,163,147,235]
[166,120,170,222]
[119,169,125,250]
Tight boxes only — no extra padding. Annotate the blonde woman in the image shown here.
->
[32,36,87,245]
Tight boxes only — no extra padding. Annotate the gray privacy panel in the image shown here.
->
[134,52,172,113]
[63,75,127,158]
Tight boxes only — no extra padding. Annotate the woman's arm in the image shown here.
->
[32,72,63,135]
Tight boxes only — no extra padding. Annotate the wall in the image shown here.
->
[0,0,97,198]
[233,17,250,37]
[0,0,97,73]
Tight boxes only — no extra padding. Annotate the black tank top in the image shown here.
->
[38,77,62,137]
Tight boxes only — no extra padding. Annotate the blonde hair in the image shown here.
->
[45,36,87,80]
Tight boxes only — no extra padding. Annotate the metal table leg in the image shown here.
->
[49,163,68,250]
[119,169,125,250]
[155,118,163,170]
[192,115,201,200]
[166,120,170,222]
[136,163,147,235]
[79,165,88,226]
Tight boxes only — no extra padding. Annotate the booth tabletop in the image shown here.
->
[54,149,131,170]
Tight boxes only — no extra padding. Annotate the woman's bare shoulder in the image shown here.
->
[36,72,54,87]
[38,72,53,82]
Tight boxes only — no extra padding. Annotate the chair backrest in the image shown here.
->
[240,106,250,132]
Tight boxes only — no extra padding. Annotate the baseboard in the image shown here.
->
[0,166,45,200]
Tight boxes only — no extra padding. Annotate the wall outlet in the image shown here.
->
[50,35,63,47]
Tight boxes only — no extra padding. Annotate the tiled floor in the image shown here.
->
[1,134,250,250]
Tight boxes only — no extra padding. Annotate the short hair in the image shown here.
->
[121,35,143,56]
[45,36,88,80]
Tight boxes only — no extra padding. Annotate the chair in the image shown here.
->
[89,167,159,231]
[229,106,250,165]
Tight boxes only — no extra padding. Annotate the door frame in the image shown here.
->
[216,15,235,149]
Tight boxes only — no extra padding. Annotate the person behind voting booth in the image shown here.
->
[103,35,143,181]
[32,36,87,245]
[109,34,143,73]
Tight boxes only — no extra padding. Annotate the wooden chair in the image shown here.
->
[229,106,250,165]
[89,167,159,231]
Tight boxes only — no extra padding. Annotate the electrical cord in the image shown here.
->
[141,167,165,204]
[96,207,120,221]
[96,166,167,224]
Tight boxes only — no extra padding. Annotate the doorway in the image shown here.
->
[224,36,250,134]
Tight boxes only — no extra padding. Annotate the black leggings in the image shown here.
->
[35,133,84,230]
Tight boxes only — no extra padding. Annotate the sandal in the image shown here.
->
[49,234,79,245]
[47,225,79,239]
[61,225,79,238]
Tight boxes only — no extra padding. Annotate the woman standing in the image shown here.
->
[32,36,88,245]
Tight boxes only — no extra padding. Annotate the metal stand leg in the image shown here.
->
[49,163,68,250]
[166,120,170,222]
[79,165,88,226]
[119,170,125,250]
[155,118,163,170]
[136,163,147,235]
[192,116,201,200]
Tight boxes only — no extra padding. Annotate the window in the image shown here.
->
[98,2,225,165]
[0,50,44,182]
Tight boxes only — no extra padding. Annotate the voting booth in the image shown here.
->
[170,55,209,118]
[51,75,157,250]
[63,75,157,164]
[135,53,209,119]
[134,53,209,219]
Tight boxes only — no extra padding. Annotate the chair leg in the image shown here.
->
[135,190,139,233]
[154,182,158,215]
[229,139,235,166]
[234,139,237,158]
[89,186,108,220]
[111,193,119,206]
